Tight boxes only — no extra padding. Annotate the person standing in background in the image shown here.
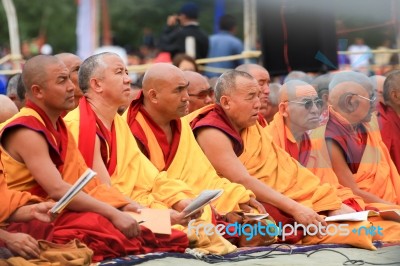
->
[159,2,209,60]
[205,14,244,78]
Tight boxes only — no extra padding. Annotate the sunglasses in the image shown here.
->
[189,88,214,99]
[288,98,323,110]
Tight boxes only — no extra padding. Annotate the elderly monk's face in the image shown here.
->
[226,76,261,130]
[188,75,214,113]
[156,70,190,119]
[286,85,321,131]
[350,83,376,123]
[60,55,83,107]
[99,55,132,107]
[42,61,75,111]
[249,68,270,108]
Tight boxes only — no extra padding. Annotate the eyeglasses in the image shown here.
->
[288,98,323,110]
[352,94,377,103]
[188,88,214,99]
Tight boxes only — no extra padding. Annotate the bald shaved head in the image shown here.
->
[329,71,375,124]
[142,63,187,94]
[141,63,190,121]
[329,71,373,107]
[22,55,62,96]
[235,63,266,73]
[279,80,316,103]
[0,95,18,123]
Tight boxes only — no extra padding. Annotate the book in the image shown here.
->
[182,189,223,218]
[127,208,171,235]
[49,168,97,215]
[324,209,400,222]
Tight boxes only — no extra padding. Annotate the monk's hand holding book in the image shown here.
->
[32,202,56,222]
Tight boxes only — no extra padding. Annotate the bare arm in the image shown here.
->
[196,127,326,228]
[8,202,55,223]
[327,139,392,204]
[2,128,140,237]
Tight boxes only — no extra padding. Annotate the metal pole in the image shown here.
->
[243,0,257,63]
[1,0,22,70]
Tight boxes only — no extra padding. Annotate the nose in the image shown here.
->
[124,73,132,84]
[67,79,74,92]
[254,96,261,110]
[310,101,319,114]
[182,89,189,101]
[263,84,270,96]
[204,95,213,104]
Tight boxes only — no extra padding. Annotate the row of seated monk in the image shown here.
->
[0,53,399,263]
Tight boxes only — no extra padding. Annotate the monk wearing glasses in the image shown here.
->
[183,71,214,113]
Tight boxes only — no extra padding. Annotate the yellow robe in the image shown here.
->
[267,112,400,244]
[124,108,255,215]
[64,107,195,209]
[0,107,130,208]
[240,121,342,212]
[327,108,400,205]
[267,112,365,210]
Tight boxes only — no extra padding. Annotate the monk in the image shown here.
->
[6,74,25,110]
[0,95,18,123]
[124,63,264,215]
[188,70,383,248]
[0,55,188,262]
[267,79,400,245]
[235,64,271,121]
[267,80,364,211]
[377,70,400,172]
[326,71,400,205]
[311,73,332,125]
[185,71,214,113]
[55,53,84,108]
[369,75,386,105]
[64,52,197,222]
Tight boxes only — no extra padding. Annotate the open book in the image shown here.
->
[183,189,223,218]
[127,209,171,235]
[325,209,400,222]
[49,168,97,215]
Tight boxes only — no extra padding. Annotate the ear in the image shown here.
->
[147,89,158,104]
[219,95,230,110]
[345,94,358,113]
[322,93,329,104]
[390,90,400,104]
[31,84,44,100]
[278,102,289,117]
[90,78,102,93]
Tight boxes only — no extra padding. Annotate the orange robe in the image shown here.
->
[124,95,255,215]
[188,105,389,250]
[377,102,400,172]
[0,101,188,262]
[267,112,365,211]
[326,107,400,205]
[190,105,342,212]
[64,97,195,209]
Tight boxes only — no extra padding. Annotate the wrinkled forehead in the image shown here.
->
[280,83,317,102]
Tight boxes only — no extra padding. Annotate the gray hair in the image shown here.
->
[329,71,373,93]
[78,52,116,93]
[215,70,255,104]
[268,83,281,106]
[383,70,400,103]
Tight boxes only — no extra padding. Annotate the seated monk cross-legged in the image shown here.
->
[188,70,383,249]
[267,79,400,245]
[0,55,188,262]
[123,63,270,252]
